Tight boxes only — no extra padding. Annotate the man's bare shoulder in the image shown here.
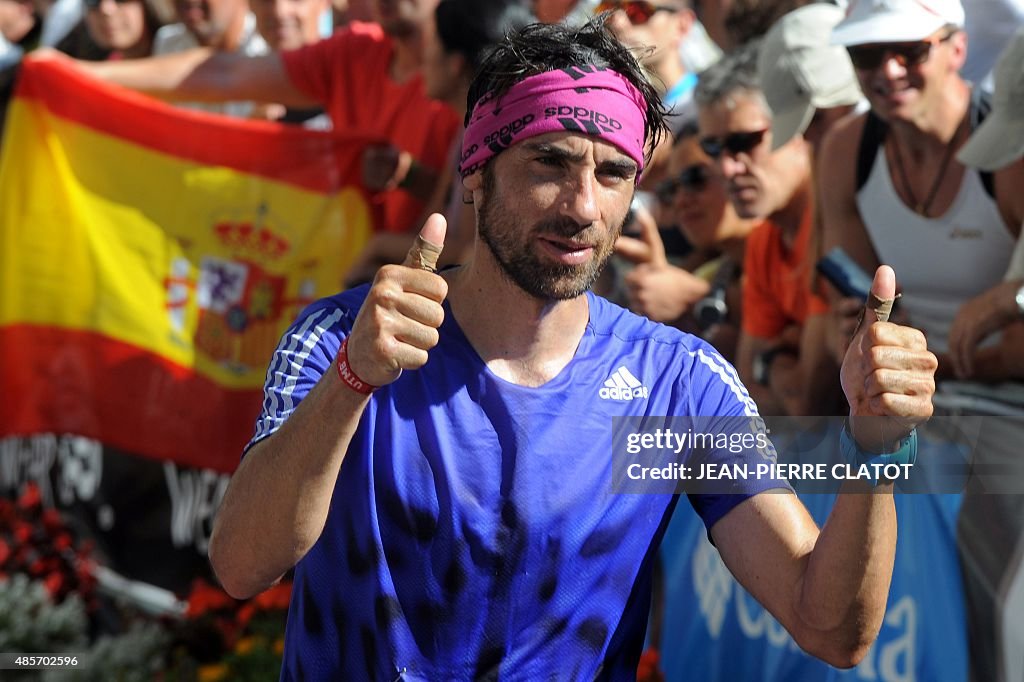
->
[819,111,868,172]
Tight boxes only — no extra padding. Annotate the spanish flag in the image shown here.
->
[0,59,378,473]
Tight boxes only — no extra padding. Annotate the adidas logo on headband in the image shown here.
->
[544,106,623,134]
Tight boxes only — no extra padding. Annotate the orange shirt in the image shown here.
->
[741,208,828,339]
[281,23,460,233]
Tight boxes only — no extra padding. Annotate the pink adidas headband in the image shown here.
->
[458,66,649,180]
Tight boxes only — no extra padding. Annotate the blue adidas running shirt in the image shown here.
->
[246,286,787,681]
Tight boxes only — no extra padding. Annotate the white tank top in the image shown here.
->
[856,150,1013,353]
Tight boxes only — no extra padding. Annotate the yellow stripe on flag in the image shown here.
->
[0,96,373,390]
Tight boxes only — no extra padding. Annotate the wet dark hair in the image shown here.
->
[465,14,670,165]
[435,0,536,73]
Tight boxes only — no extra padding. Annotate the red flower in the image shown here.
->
[236,581,292,628]
[44,572,65,597]
[186,579,236,618]
[14,522,32,544]
[17,482,42,512]
[53,533,72,552]
[28,556,49,577]
[41,509,63,534]
[236,603,256,629]
[254,583,292,611]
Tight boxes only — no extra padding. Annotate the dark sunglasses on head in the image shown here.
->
[656,164,713,204]
[698,129,768,159]
[595,0,678,25]
[846,30,956,71]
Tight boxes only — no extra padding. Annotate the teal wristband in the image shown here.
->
[839,422,918,487]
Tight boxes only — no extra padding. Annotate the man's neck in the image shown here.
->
[122,34,154,60]
[769,179,810,249]
[719,234,748,264]
[655,57,686,100]
[891,78,970,157]
[444,249,591,388]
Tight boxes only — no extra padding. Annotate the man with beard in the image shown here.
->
[62,0,459,233]
[209,17,937,680]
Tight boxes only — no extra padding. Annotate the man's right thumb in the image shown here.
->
[403,213,447,272]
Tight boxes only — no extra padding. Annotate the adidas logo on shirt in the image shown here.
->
[599,366,649,401]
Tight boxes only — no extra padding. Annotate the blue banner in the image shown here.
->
[658,490,966,681]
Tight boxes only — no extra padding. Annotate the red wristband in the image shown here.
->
[336,338,378,395]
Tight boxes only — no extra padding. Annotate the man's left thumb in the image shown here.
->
[854,265,898,337]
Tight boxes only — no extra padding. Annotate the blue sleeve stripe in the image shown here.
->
[694,348,760,417]
[251,307,343,445]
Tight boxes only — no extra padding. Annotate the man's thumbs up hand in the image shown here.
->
[840,266,937,446]
[402,212,446,272]
[344,214,449,389]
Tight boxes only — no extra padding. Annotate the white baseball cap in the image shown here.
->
[759,4,862,150]
[958,28,1024,171]
[830,0,965,47]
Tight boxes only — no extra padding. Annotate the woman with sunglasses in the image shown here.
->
[602,0,698,184]
[619,119,756,360]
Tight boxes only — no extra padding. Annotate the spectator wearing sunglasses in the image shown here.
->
[695,39,836,417]
[603,0,694,112]
[617,118,757,361]
[603,0,698,182]
[820,0,1024,379]
[822,16,1024,682]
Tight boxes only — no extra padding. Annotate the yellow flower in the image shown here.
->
[273,638,285,656]
[235,636,257,655]
[198,663,229,681]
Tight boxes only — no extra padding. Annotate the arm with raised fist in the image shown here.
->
[31,48,317,109]
[710,266,937,668]
[208,215,448,600]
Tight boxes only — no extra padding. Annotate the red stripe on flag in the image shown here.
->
[15,58,384,196]
[0,325,261,474]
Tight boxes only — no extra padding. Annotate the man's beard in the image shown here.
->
[476,172,620,301]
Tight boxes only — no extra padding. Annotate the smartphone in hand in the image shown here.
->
[817,247,873,300]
